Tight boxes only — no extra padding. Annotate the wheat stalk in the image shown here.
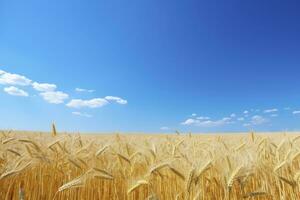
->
[52,123,57,137]
[127,180,149,194]
[58,176,85,192]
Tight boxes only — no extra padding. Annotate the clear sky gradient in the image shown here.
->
[1,0,300,133]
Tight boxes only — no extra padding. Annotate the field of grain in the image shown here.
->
[1,129,300,199]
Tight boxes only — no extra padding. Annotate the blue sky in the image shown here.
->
[1,0,300,133]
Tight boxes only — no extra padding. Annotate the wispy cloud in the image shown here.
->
[293,111,300,115]
[181,117,233,127]
[243,123,251,127]
[32,82,56,92]
[104,96,127,105]
[0,70,32,86]
[75,88,95,93]
[196,116,210,120]
[4,86,29,97]
[242,115,268,127]
[181,118,197,125]
[66,98,109,108]
[177,107,286,130]
[72,111,92,118]
[264,108,278,113]
[160,126,170,130]
[191,113,197,117]
[67,96,128,109]
[40,91,69,104]
[251,115,268,125]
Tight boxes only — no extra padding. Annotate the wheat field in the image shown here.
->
[1,128,300,200]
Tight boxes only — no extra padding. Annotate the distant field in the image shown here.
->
[1,130,300,199]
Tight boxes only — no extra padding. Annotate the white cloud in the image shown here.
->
[271,114,278,117]
[72,111,92,118]
[251,115,268,125]
[293,111,300,115]
[198,119,233,127]
[181,118,196,125]
[32,82,57,92]
[243,110,249,114]
[4,86,29,97]
[67,96,127,109]
[196,116,210,120]
[75,88,95,93]
[160,126,170,130]
[104,96,127,105]
[237,117,244,121]
[66,98,108,108]
[243,123,251,127]
[264,108,278,113]
[40,91,69,104]
[181,117,233,127]
[0,70,128,111]
[0,70,32,86]
[241,115,268,127]
[230,113,236,118]
[191,113,197,117]
[222,117,231,121]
